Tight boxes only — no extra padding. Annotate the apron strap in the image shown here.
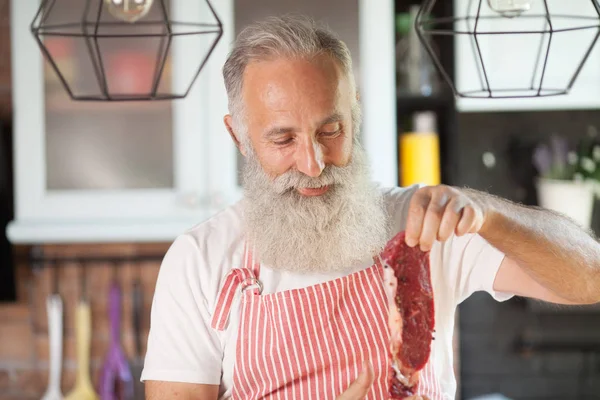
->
[211,242,262,331]
[246,243,261,278]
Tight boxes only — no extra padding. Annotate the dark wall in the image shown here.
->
[460,293,600,400]
[0,0,14,302]
[456,110,600,400]
[0,120,14,302]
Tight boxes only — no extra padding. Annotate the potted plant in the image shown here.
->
[533,127,600,229]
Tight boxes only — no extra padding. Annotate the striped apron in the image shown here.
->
[211,244,444,399]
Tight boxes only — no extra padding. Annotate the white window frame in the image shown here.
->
[359,0,397,188]
[8,0,238,242]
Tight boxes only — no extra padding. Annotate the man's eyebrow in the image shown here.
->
[264,126,295,140]
[319,112,343,126]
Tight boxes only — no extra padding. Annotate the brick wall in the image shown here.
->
[0,243,168,399]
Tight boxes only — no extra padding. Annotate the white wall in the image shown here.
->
[234,0,361,87]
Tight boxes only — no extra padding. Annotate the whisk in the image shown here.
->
[41,294,64,400]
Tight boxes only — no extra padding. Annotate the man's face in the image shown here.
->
[226,54,388,273]
[236,54,355,196]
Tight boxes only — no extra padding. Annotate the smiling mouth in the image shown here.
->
[296,185,330,196]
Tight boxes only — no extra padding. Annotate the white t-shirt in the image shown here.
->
[141,185,513,399]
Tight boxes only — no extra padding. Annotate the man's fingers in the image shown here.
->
[418,191,450,252]
[406,185,485,248]
[405,188,432,247]
[336,361,374,400]
[438,197,463,242]
[456,204,480,236]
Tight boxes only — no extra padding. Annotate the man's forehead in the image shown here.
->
[242,56,349,101]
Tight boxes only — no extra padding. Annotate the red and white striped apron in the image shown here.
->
[211,243,444,399]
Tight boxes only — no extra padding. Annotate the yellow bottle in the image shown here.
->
[399,111,441,187]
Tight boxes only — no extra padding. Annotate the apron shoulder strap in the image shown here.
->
[211,242,261,331]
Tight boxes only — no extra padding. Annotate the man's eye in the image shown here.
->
[320,129,341,137]
[273,138,294,146]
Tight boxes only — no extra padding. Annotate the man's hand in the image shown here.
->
[404,185,487,251]
[335,361,430,400]
[336,361,374,400]
[403,184,600,305]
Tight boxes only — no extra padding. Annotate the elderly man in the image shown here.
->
[141,16,600,400]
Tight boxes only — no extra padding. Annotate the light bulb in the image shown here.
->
[104,0,154,23]
[487,0,531,17]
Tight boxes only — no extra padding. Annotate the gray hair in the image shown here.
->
[222,15,360,140]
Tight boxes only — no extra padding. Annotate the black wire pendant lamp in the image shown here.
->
[31,0,223,101]
[415,0,600,98]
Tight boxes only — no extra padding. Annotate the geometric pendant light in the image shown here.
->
[415,0,600,98]
[31,0,223,101]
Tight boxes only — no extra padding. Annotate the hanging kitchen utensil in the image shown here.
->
[41,264,64,400]
[415,0,600,98]
[99,264,134,400]
[65,262,99,400]
[131,262,145,400]
[29,0,223,101]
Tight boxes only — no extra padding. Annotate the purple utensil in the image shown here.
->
[131,277,145,400]
[99,282,134,400]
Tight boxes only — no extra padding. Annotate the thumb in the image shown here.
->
[336,361,375,400]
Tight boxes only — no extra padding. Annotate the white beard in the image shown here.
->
[241,141,390,273]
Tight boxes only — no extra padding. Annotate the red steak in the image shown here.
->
[381,231,435,399]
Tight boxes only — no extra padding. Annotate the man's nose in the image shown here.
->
[295,137,325,177]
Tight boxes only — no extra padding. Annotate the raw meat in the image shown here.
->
[381,231,435,399]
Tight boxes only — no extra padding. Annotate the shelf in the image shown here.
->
[396,93,455,113]
[45,91,173,114]
[6,217,208,244]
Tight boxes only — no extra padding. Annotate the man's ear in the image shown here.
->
[355,90,360,102]
[224,114,247,156]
